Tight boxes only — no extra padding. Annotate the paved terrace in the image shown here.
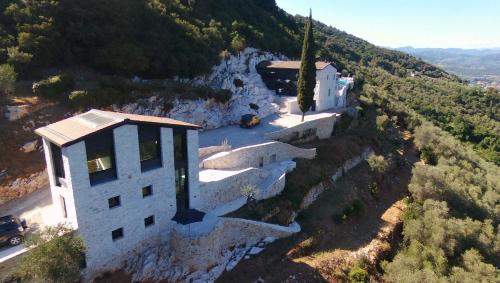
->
[199,110,340,149]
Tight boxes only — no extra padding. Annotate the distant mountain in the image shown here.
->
[395,46,500,79]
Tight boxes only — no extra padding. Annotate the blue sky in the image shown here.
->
[276,0,500,49]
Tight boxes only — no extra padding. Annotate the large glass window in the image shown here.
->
[50,143,65,186]
[173,129,189,212]
[85,131,117,186]
[138,125,162,171]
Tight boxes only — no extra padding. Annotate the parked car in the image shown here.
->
[240,114,260,128]
[0,215,27,246]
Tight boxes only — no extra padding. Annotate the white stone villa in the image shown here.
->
[257,60,351,114]
[35,109,321,278]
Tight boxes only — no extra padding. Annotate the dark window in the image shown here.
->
[144,215,154,227]
[270,154,277,163]
[85,131,117,186]
[111,228,123,241]
[138,125,162,171]
[108,196,120,209]
[142,186,153,198]
[60,196,67,218]
[50,143,65,186]
[173,129,189,212]
[258,157,264,167]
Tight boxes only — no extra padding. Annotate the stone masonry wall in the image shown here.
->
[198,168,266,212]
[264,113,339,142]
[299,147,374,210]
[202,141,316,170]
[57,125,197,276]
[170,217,299,272]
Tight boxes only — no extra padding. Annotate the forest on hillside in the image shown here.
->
[0,0,498,281]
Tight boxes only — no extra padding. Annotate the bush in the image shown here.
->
[18,225,85,283]
[355,105,364,117]
[33,74,75,100]
[367,154,389,174]
[376,114,390,132]
[69,88,131,109]
[333,199,364,224]
[0,64,17,95]
[348,266,369,283]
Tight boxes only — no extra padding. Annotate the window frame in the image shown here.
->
[142,185,153,198]
[144,215,155,227]
[111,228,123,241]
[138,125,162,172]
[108,196,121,209]
[85,131,117,186]
[50,143,65,186]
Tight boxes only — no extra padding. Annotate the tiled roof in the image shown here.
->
[35,109,200,147]
[264,61,332,70]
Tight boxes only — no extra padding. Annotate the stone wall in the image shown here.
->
[198,144,232,160]
[202,141,316,170]
[197,168,266,211]
[265,113,339,143]
[299,147,374,210]
[170,216,300,272]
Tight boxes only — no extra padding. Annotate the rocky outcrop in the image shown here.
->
[115,48,285,130]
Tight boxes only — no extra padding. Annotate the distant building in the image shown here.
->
[257,60,349,113]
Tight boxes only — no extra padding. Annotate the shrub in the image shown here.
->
[18,225,85,283]
[0,64,17,95]
[333,199,364,224]
[367,155,389,174]
[368,182,379,197]
[348,266,369,283]
[376,114,390,132]
[355,105,364,117]
[69,88,131,109]
[33,74,75,100]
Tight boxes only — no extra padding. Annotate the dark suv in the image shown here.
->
[0,215,27,246]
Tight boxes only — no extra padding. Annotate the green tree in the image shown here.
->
[18,225,85,283]
[297,10,316,122]
[0,64,17,95]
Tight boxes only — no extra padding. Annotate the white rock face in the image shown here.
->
[115,48,286,129]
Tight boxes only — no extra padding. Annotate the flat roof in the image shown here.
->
[35,109,201,147]
[264,61,332,70]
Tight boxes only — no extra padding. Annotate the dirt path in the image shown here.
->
[217,134,418,283]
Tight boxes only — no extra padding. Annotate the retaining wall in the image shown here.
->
[264,113,339,143]
[300,147,374,210]
[171,216,299,271]
[202,141,315,170]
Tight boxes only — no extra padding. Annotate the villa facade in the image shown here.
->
[35,110,202,272]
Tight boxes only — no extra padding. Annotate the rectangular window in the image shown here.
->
[111,228,123,241]
[142,185,153,198]
[174,129,189,212]
[138,125,162,172]
[144,215,154,227]
[60,196,67,218]
[258,157,264,167]
[85,131,117,186]
[108,196,121,209]
[50,143,65,186]
[270,154,277,163]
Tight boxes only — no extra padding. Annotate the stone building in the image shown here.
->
[35,109,323,279]
[35,109,201,273]
[257,60,348,113]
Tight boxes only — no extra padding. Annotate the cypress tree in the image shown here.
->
[297,9,316,122]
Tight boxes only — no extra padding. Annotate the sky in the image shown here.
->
[276,0,500,49]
